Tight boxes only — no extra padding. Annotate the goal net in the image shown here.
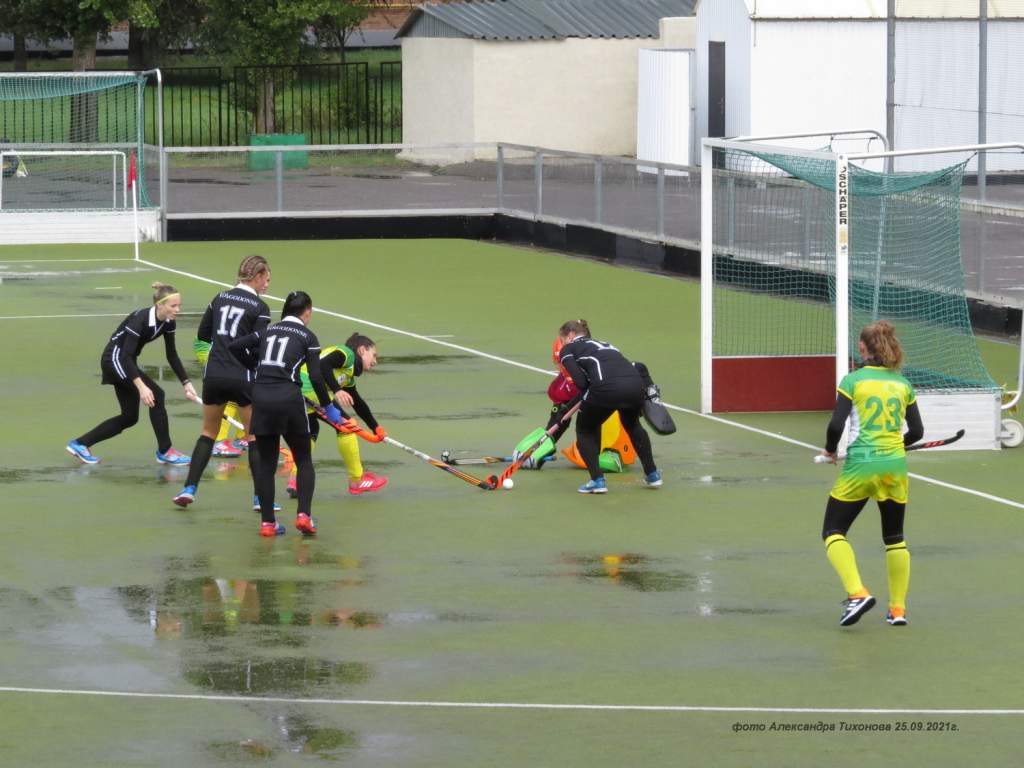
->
[700,136,1002,447]
[0,72,156,247]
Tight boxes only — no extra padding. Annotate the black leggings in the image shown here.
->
[822,496,906,545]
[77,374,171,454]
[254,431,313,524]
[576,402,656,480]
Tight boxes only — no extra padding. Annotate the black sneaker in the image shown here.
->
[839,594,876,626]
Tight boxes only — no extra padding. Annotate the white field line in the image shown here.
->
[0,312,203,320]
[139,258,1024,512]
[0,686,1022,716]
[0,258,133,263]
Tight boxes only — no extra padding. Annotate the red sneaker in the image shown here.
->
[286,475,298,499]
[349,471,389,495]
[213,439,243,458]
[295,513,317,536]
[260,521,285,537]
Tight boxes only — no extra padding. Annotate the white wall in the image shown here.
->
[401,37,476,147]
[749,21,886,150]
[695,0,752,139]
[472,37,654,155]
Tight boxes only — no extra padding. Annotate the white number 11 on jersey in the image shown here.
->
[262,335,289,367]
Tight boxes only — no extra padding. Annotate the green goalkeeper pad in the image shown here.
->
[598,450,624,473]
[514,427,556,468]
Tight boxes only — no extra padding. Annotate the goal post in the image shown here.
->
[701,133,1009,449]
[0,71,161,252]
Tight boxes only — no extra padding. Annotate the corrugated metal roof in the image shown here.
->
[723,0,1024,20]
[398,0,695,40]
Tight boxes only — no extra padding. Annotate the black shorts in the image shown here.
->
[251,391,309,436]
[202,376,253,407]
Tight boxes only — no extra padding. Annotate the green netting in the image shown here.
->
[712,147,996,392]
[0,73,152,207]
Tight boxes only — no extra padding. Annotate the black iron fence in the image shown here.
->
[143,61,401,147]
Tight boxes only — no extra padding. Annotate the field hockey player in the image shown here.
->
[67,282,196,466]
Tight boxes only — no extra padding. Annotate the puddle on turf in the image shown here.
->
[383,353,475,365]
[184,656,373,695]
[558,553,697,592]
[117,575,380,637]
[388,409,519,421]
[206,714,357,761]
[686,475,776,486]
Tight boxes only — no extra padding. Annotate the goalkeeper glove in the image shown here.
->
[373,426,387,442]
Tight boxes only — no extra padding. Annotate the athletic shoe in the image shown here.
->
[644,469,663,488]
[231,439,248,452]
[212,439,243,458]
[260,521,286,537]
[295,513,317,536]
[839,594,876,626]
[886,608,908,626]
[578,477,607,494]
[66,440,100,465]
[349,471,389,495]
[173,485,197,507]
[252,496,282,513]
[156,447,191,466]
[286,476,298,499]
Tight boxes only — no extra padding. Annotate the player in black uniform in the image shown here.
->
[67,282,197,465]
[557,319,661,494]
[229,291,336,537]
[173,255,274,508]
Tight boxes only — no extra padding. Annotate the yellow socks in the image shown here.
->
[338,432,362,481]
[885,541,911,610]
[825,534,867,597]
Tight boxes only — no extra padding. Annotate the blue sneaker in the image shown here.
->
[253,496,282,513]
[156,447,191,466]
[173,485,197,508]
[578,477,607,494]
[644,469,663,488]
[67,440,100,465]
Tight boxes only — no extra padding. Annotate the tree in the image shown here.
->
[199,0,328,134]
[0,0,46,70]
[308,0,392,63]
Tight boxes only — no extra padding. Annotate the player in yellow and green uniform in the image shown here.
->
[193,338,246,457]
[291,332,388,496]
[818,321,924,628]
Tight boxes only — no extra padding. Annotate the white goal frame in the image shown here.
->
[700,132,1016,450]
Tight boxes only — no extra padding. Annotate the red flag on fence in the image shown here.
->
[128,152,137,190]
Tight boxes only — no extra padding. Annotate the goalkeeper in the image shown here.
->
[290,332,388,497]
[818,320,923,629]
[513,335,635,473]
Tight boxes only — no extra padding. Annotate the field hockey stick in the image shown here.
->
[906,429,965,451]
[381,435,496,490]
[490,400,583,489]
[813,429,965,462]
[186,392,247,432]
[439,451,514,466]
[303,397,380,442]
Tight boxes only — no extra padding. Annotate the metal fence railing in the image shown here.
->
[141,62,401,148]
[158,141,1024,311]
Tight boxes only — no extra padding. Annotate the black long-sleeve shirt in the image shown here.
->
[101,306,188,384]
[229,317,331,406]
[558,335,643,404]
[196,284,272,381]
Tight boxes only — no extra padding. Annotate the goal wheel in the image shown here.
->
[1000,418,1024,449]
